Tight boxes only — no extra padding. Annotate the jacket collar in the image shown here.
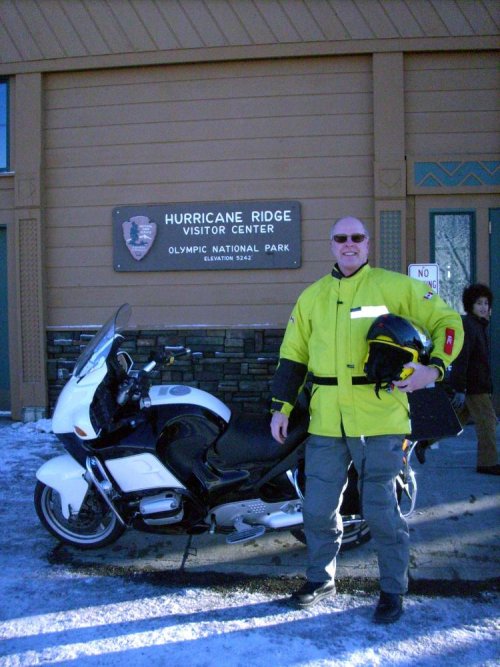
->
[469,313,489,327]
[331,262,370,280]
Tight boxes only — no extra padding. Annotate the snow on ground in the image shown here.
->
[0,417,498,666]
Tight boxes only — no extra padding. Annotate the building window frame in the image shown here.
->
[0,78,9,173]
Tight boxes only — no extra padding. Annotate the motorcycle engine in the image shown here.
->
[139,492,183,526]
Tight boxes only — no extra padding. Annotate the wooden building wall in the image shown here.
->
[405,51,499,156]
[1,0,498,418]
[405,50,500,272]
[0,178,13,228]
[44,56,373,328]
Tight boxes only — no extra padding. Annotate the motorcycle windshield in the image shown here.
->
[73,304,132,379]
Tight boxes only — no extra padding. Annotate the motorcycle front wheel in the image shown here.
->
[34,481,126,549]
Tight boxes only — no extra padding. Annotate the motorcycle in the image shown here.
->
[35,304,418,554]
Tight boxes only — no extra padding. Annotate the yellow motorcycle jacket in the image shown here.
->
[271,263,464,437]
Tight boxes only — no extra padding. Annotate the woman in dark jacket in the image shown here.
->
[449,284,499,475]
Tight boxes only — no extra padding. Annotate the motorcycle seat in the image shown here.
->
[214,408,308,466]
[214,412,281,465]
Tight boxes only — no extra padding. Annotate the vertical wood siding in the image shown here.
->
[44,56,373,328]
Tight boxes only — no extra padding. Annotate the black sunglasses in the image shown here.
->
[332,233,367,243]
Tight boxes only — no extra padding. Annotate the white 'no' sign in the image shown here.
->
[408,263,440,293]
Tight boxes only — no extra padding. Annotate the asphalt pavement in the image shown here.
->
[61,423,500,592]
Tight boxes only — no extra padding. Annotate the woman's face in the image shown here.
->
[472,296,490,320]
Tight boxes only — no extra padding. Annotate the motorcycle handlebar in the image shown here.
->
[147,347,192,366]
[116,346,198,407]
[143,360,157,373]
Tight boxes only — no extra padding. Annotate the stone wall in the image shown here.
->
[46,328,284,416]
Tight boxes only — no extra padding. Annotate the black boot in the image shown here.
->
[373,591,404,624]
[414,440,430,465]
[476,464,500,475]
[291,580,336,608]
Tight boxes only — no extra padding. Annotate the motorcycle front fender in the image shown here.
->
[36,454,88,519]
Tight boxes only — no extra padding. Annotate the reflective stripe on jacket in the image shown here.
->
[271,263,464,437]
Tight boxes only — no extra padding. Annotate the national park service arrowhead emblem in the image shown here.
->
[122,216,157,261]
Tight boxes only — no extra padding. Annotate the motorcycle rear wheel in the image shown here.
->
[34,481,125,549]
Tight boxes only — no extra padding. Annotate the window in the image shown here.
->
[431,211,476,314]
[0,79,8,172]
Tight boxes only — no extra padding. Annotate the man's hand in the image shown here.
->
[271,412,289,444]
[393,363,440,393]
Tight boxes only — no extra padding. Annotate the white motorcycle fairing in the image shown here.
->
[148,384,231,423]
[37,451,187,519]
[105,453,186,492]
[36,454,88,519]
[51,362,107,440]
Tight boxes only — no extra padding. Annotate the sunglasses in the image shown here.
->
[332,234,367,243]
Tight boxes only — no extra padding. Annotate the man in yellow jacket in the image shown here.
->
[270,216,463,623]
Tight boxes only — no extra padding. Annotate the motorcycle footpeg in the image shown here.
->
[226,525,266,545]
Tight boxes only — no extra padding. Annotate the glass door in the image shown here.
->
[430,211,476,313]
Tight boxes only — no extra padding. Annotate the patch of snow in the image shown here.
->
[0,418,498,666]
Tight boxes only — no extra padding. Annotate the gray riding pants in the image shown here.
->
[303,434,409,594]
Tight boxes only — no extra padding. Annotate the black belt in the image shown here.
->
[309,375,372,386]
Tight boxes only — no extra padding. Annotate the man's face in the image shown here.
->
[330,218,370,276]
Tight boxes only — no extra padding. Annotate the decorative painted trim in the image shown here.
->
[379,210,402,272]
[413,160,500,190]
